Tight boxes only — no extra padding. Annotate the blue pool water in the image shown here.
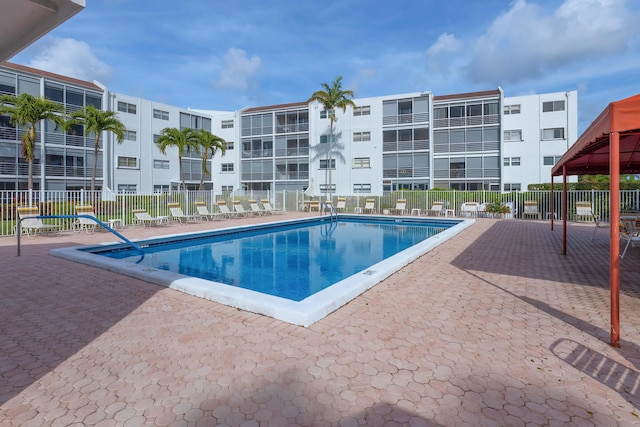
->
[52,215,472,326]
[95,217,453,301]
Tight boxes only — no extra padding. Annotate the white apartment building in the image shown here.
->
[0,62,578,195]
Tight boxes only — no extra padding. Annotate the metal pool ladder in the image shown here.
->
[321,202,338,220]
[16,214,146,262]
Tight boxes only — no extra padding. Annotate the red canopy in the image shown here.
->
[552,93,640,176]
[551,93,640,348]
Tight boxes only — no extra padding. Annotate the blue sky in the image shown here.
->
[10,0,640,131]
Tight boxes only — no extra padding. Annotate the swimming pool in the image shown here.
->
[51,215,473,326]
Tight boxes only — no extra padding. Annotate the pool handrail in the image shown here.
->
[321,202,337,220]
[16,214,145,262]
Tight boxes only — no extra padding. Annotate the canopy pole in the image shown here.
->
[550,176,554,231]
[562,166,567,255]
[610,131,621,347]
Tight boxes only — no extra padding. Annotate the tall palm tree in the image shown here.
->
[0,93,65,190]
[155,127,199,191]
[307,76,355,200]
[69,105,125,191]
[194,129,227,190]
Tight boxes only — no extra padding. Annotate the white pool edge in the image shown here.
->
[50,216,474,327]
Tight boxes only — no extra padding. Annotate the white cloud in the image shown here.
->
[464,0,637,85]
[213,48,261,91]
[427,33,463,57]
[27,38,113,83]
[426,32,464,79]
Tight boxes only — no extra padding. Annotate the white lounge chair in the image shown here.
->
[133,209,167,227]
[460,202,479,217]
[74,205,98,234]
[427,202,444,216]
[308,200,320,212]
[195,201,223,220]
[576,201,604,240]
[16,206,62,238]
[390,199,407,215]
[249,200,265,216]
[260,199,283,214]
[523,201,541,220]
[168,203,200,223]
[217,201,239,218]
[232,200,250,217]
[362,198,376,214]
[335,197,347,212]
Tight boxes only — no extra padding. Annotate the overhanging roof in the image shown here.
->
[0,0,86,62]
[551,93,640,176]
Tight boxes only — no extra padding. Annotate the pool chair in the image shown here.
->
[232,200,250,217]
[260,199,283,214]
[575,201,604,240]
[132,209,167,227]
[216,201,239,218]
[195,201,224,221]
[390,199,408,215]
[460,202,479,217]
[620,219,640,259]
[308,200,320,212]
[168,203,201,224]
[16,206,62,238]
[248,200,265,216]
[335,197,347,212]
[362,199,376,214]
[523,200,541,220]
[427,202,444,216]
[74,205,98,234]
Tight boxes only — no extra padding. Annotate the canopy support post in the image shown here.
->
[610,131,621,347]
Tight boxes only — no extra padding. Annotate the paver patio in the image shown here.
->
[1,214,640,426]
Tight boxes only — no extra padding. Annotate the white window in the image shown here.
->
[353,183,371,193]
[319,159,336,169]
[503,183,521,191]
[503,129,522,141]
[117,184,137,192]
[153,109,169,120]
[226,141,234,150]
[542,100,565,112]
[153,185,170,192]
[117,101,136,114]
[221,163,234,172]
[504,104,521,115]
[543,155,563,166]
[353,157,370,168]
[320,109,334,119]
[221,120,234,129]
[320,134,336,144]
[123,130,137,141]
[504,157,520,166]
[353,131,371,142]
[542,127,565,140]
[353,105,371,116]
[319,184,336,192]
[221,185,233,192]
[153,159,169,169]
[117,156,137,168]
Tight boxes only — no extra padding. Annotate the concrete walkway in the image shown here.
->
[1,215,640,426]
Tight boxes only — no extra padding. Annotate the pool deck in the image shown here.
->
[2,213,640,426]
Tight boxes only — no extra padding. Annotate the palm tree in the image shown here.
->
[155,127,199,191]
[0,93,66,190]
[69,105,125,191]
[194,129,227,191]
[307,76,355,200]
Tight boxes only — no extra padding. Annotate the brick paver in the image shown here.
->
[2,214,640,425]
